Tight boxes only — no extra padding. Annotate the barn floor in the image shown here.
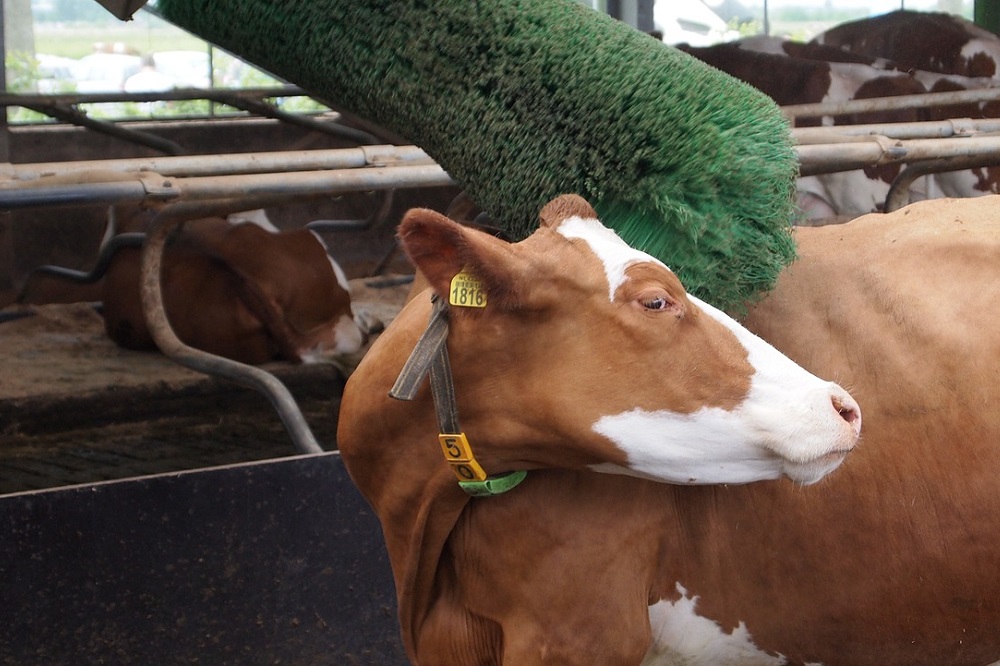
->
[0,276,412,496]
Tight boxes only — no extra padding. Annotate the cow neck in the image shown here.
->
[390,293,527,497]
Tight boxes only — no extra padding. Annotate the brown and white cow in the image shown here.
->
[337,194,862,664]
[810,11,1000,203]
[678,42,923,122]
[102,209,366,365]
[906,70,1000,199]
[679,43,930,218]
[688,34,1000,217]
[340,193,1000,665]
[813,9,1000,79]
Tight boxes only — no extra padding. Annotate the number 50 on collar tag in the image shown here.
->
[450,269,487,308]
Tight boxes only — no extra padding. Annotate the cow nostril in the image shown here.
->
[831,394,861,432]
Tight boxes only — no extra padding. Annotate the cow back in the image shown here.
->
[815,10,1000,78]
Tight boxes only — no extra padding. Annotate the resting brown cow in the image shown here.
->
[337,194,863,664]
[102,212,365,365]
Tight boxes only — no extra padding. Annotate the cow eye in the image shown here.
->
[642,296,671,311]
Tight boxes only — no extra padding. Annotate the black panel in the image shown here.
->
[0,452,407,665]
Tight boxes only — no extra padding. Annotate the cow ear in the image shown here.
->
[398,208,523,310]
[538,194,598,229]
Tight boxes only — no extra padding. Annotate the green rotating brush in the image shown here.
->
[155,0,798,311]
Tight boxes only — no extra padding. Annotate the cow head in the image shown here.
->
[396,194,860,486]
[190,222,367,365]
[287,230,368,364]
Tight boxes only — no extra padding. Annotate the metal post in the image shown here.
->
[0,0,12,300]
[636,0,655,34]
[619,0,638,29]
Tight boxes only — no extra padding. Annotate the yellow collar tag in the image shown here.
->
[439,432,528,496]
[439,433,489,481]
[449,270,488,308]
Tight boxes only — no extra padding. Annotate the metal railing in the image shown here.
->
[0,86,392,153]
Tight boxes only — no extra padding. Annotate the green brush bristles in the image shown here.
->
[156,0,798,311]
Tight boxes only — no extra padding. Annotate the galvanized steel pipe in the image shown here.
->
[884,153,1000,212]
[0,144,436,181]
[796,134,1000,176]
[0,161,454,211]
[157,163,454,201]
[792,118,1000,143]
[783,87,1000,121]
[0,180,153,209]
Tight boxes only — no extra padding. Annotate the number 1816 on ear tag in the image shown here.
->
[450,269,487,308]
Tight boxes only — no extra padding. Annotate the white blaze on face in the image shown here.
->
[557,214,662,301]
[556,214,860,486]
[688,296,858,484]
[642,584,789,666]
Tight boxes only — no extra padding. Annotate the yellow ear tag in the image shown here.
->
[449,269,488,308]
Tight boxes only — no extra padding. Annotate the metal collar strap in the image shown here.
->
[389,294,526,497]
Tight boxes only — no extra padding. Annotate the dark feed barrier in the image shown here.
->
[0,452,407,664]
